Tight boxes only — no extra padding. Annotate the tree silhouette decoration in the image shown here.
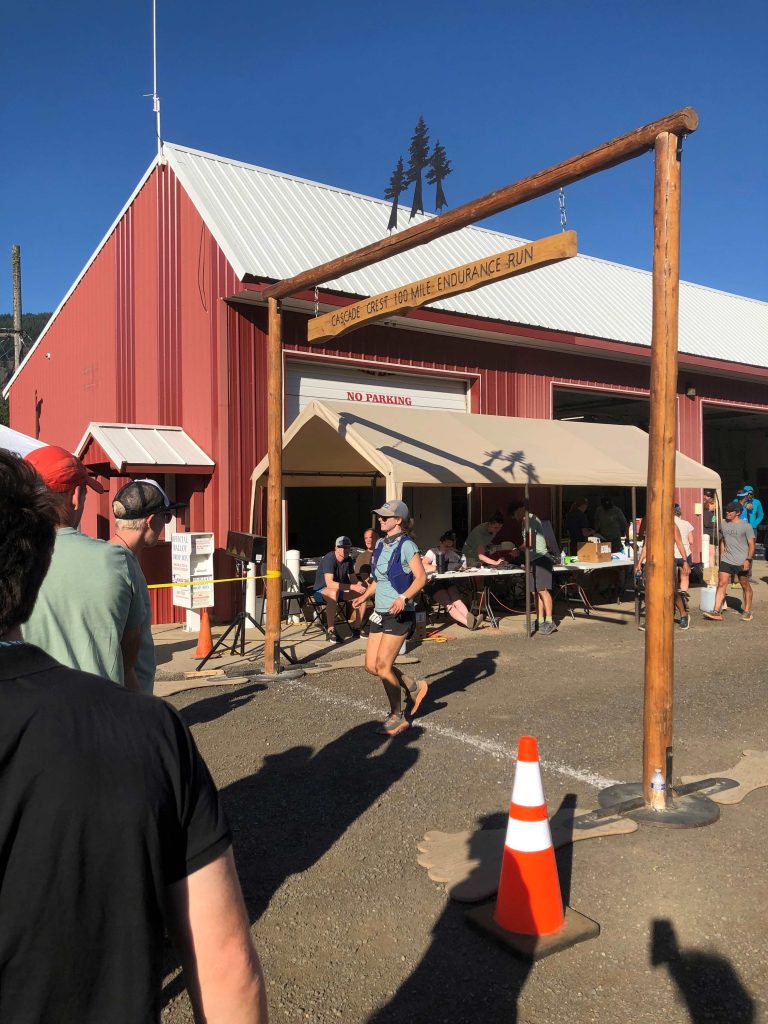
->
[384,156,407,232]
[427,140,452,212]
[405,115,430,220]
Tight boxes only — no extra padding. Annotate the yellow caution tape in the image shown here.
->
[148,570,283,591]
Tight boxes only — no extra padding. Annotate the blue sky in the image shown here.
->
[2,0,766,313]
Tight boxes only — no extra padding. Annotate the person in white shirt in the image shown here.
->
[421,531,479,630]
[673,503,695,608]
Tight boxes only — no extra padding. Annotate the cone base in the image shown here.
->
[466,901,600,961]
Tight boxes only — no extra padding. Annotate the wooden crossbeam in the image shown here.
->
[307,232,577,344]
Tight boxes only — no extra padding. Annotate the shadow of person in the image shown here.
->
[367,811,531,1024]
[162,720,422,1007]
[650,918,755,1023]
[177,682,267,728]
[419,650,499,718]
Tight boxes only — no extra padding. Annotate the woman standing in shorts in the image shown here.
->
[352,499,428,736]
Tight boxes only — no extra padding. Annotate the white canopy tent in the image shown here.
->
[0,424,46,458]
[250,401,721,507]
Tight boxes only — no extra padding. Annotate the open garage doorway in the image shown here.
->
[553,386,650,535]
[703,404,768,544]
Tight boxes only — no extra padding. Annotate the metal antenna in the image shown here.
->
[150,0,163,160]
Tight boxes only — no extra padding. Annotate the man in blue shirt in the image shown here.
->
[738,486,764,531]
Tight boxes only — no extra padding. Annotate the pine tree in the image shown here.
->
[405,115,430,220]
[384,156,407,232]
[426,140,453,212]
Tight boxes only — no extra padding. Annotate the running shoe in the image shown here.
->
[465,612,476,630]
[741,612,754,622]
[538,622,556,636]
[679,615,690,630]
[702,611,723,621]
[377,712,410,736]
[326,631,343,643]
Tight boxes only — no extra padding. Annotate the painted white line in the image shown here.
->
[287,678,621,790]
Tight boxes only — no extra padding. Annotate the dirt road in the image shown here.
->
[162,581,767,1023]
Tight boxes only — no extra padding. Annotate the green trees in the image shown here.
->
[384,118,454,230]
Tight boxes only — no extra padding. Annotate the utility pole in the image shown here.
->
[12,245,23,372]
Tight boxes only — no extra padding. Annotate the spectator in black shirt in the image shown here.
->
[313,535,367,642]
[0,451,267,1024]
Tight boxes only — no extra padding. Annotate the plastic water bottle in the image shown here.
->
[560,549,566,566]
[651,768,666,796]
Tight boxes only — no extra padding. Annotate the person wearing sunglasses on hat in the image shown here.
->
[352,500,428,736]
[109,479,186,694]
[22,446,146,690]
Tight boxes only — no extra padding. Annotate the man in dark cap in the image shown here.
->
[313,535,367,642]
[22,446,145,688]
[703,501,755,622]
[110,479,186,694]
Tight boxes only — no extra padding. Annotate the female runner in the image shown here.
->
[352,500,428,736]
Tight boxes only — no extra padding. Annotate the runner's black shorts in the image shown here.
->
[367,609,415,636]
[720,561,750,578]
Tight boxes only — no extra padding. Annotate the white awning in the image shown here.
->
[76,423,214,473]
[250,400,721,500]
[0,424,46,457]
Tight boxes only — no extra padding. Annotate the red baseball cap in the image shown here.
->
[25,445,106,494]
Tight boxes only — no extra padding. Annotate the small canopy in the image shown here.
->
[76,423,214,475]
[0,424,45,457]
[250,400,721,500]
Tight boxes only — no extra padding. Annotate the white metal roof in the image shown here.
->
[163,142,768,370]
[0,424,46,457]
[5,141,766,402]
[76,423,214,472]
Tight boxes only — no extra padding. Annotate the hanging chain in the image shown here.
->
[558,188,567,232]
[314,284,319,318]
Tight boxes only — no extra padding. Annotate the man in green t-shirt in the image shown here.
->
[511,502,556,636]
[22,446,144,688]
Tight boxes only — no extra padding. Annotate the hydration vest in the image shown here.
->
[371,535,414,595]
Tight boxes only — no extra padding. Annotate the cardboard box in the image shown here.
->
[577,540,612,562]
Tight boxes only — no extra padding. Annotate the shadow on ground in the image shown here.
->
[162,717,421,1008]
[369,795,578,1023]
[419,650,499,718]
[651,918,755,1023]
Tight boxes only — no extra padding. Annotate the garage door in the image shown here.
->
[285,360,469,424]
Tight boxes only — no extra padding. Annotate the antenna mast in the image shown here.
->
[151,0,163,160]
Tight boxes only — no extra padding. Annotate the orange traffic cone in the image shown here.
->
[494,735,564,936]
[195,608,213,659]
[466,735,600,960]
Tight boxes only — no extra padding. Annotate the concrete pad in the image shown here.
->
[417,806,638,903]
[155,675,252,698]
[466,902,600,961]
[681,749,768,804]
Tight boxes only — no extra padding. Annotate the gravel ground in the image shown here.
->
[161,575,768,1024]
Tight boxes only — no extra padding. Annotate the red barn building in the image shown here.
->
[6,143,768,622]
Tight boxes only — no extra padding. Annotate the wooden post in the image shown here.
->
[264,297,283,674]
[643,132,682,806]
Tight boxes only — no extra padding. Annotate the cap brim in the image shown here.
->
[85,476,106,494]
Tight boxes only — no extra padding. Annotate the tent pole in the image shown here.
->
[632,487,639,628]
[524,483,531,639]
[264,298,283,675]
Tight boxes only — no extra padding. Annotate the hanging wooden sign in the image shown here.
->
[307,230,577,344]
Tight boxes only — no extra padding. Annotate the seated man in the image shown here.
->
[313,536,367,643]
[354,527,379,582]
[422,531,478,630]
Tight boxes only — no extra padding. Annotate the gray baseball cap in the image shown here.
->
[372,499,409,520]
[335,536,352,548]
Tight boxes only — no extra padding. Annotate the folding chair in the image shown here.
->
[297,578,353,636]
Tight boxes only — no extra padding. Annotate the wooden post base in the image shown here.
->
[465,902,600,961]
